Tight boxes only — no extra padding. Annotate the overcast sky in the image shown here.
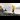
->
[12,3,20,7]
[0,3,20,13]
[0,3,20,9]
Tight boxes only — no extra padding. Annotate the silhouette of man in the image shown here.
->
[5,9,7,11]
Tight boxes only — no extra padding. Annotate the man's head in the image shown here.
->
[0,6,2,8]
[0,6,3,9]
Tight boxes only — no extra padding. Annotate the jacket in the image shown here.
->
[12,5,15,10]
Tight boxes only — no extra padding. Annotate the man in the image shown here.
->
[12,5,15,13]
[5,9,7,11]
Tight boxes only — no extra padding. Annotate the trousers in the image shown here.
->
[12,10,14,12]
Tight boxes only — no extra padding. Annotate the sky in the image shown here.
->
[0,3,20,13]
[0,3,12,13]
[0,3,20,9]
[12,3,20,8]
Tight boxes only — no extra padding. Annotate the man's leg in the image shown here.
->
[13,10,14,13]
[12,10,14,13]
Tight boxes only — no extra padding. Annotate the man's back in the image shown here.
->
[12,5,15,10]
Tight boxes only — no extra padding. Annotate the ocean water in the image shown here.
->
[14,9,20,14]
